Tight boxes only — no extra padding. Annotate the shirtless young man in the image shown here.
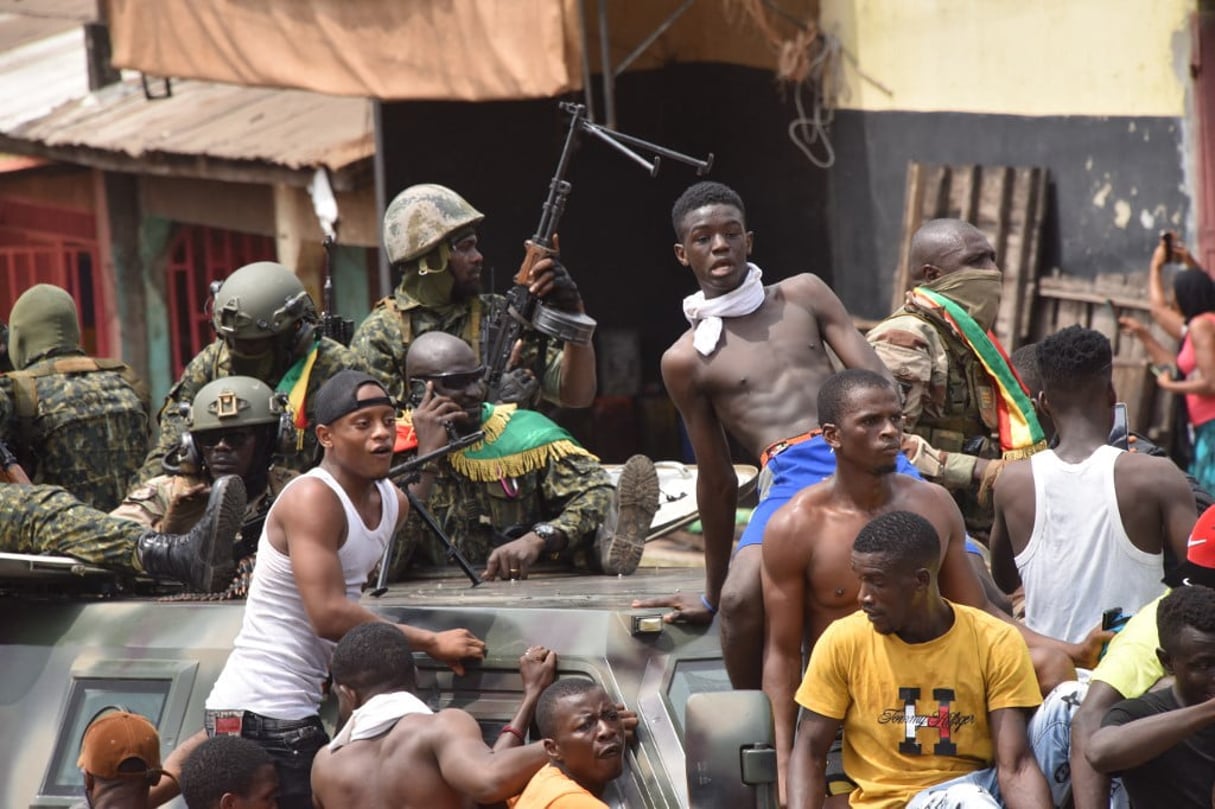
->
[633,181,915,688]
[762,369,1099,802]
[311,622,555,809]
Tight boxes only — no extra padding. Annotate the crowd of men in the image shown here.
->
[16,177,1213,808]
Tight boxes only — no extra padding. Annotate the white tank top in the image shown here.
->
[1015,445,1165,644]
[206,467,399,719]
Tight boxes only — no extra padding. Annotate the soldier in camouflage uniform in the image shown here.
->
[0,283,149,511]
[390,332,657,581]
[867,219,1030,534]
[0,377,292,594]
[140,261,360,482]
[351,184,597,410]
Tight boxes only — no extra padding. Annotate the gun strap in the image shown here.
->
[384,295,484,363]
[9,356,148,422]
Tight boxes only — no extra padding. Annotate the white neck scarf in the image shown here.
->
[681,263,765,356]
[329,691,433,751]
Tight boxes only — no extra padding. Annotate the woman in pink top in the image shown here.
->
[1122,233,1215,491]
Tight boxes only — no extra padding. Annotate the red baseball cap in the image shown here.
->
[1177,504,1215,589]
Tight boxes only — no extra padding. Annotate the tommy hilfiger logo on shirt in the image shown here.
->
[877,688,976,755]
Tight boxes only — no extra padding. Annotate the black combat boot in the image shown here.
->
[136,475,247,592]
[597,455,660,576]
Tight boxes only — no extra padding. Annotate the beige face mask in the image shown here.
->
[401,243,455,307]
[922,268,1003,331]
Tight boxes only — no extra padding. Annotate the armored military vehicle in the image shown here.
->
[0,464,775,809]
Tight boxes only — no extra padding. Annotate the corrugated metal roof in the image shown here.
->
[9,76,374,174]
[0,12,374,184]
[0,18,88,132]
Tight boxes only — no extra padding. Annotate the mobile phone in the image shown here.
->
[407,378,428,408]
[1108,402,1129,450]
[1101,607,1130,632]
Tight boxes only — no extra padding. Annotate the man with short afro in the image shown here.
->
[180,735,278,809]
[991,325,1193,646]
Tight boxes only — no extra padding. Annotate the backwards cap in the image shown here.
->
[313,370,393,427]
[77,711,162,781]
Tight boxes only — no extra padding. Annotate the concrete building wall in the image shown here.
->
[818,0,1200,319]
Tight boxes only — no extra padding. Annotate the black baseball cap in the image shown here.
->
[313,370,393,427]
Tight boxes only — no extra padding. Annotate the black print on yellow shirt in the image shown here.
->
[879,687,976,756]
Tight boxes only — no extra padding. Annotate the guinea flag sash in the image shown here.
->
[275,342,319,450]
[913,288,1046,459]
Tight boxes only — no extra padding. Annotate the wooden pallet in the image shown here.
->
[893,163,1049,350]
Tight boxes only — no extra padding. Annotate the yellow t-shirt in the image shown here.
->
[511,764,609,809]
[1090,592,1166,698]
[795,601,1041,809]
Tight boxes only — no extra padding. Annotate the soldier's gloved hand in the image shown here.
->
[482,532,546,581]
[497,367,540,406]
[528,255,584,313]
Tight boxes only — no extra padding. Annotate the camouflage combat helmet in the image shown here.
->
[211,262,317,341]
[188,376,282,433]
[383,184,485,265]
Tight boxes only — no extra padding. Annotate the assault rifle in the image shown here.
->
[0,437,30,484]
[481,101,713,402]
[320,234,355,346]
[370,428,487,593]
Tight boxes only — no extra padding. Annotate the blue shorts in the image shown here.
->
[735,434,922,552]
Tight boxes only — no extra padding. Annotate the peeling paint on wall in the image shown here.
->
[1093,182,1113,207]
[1114,200,1132,229]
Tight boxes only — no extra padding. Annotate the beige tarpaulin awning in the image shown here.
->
[106,0,813,101]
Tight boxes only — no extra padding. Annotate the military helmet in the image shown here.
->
[383,184,485,265]
[188,376,282,433]
[211,261,317,340]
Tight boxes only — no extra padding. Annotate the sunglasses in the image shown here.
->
[195,428,257,449]
[411,366,486,392]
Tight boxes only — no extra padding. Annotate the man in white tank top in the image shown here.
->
[153,370,486,809]
[991,326,1195,645]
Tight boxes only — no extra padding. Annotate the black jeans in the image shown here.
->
[205,709,329,809]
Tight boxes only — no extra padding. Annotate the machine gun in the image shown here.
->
[481,101,713,402]
[320,234,355,346]
[370,428,487,593]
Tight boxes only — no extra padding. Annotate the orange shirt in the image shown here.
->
[510,764,609,809]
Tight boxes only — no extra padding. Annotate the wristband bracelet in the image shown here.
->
[500,725,525,743]
[700,594,718,615]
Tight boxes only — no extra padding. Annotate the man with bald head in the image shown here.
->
[868,218,1046,534]
[393,331,657,580]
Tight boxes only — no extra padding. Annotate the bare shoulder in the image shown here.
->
[1115,450,1189,490]
[992,458,1033,500]
[277,476,340,510]
[773,273,835,306]
[661,335,703,398]
[768,483,832,541]
[897,475,959,514]
[431,707,483,740]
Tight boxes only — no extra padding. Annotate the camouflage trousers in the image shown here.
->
[0,484,144,574]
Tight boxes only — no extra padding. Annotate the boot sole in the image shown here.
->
[198,476,246,593]
[602,455,660,576]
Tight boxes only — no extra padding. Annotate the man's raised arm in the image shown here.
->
[797,274,893,381]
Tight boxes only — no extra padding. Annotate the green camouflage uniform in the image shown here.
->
[0,466,296,576]
[350,290,563,407]
[139,337,359,481]
[867,302,1000,532]
[390,412,613,578]
[0,356,148,512]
